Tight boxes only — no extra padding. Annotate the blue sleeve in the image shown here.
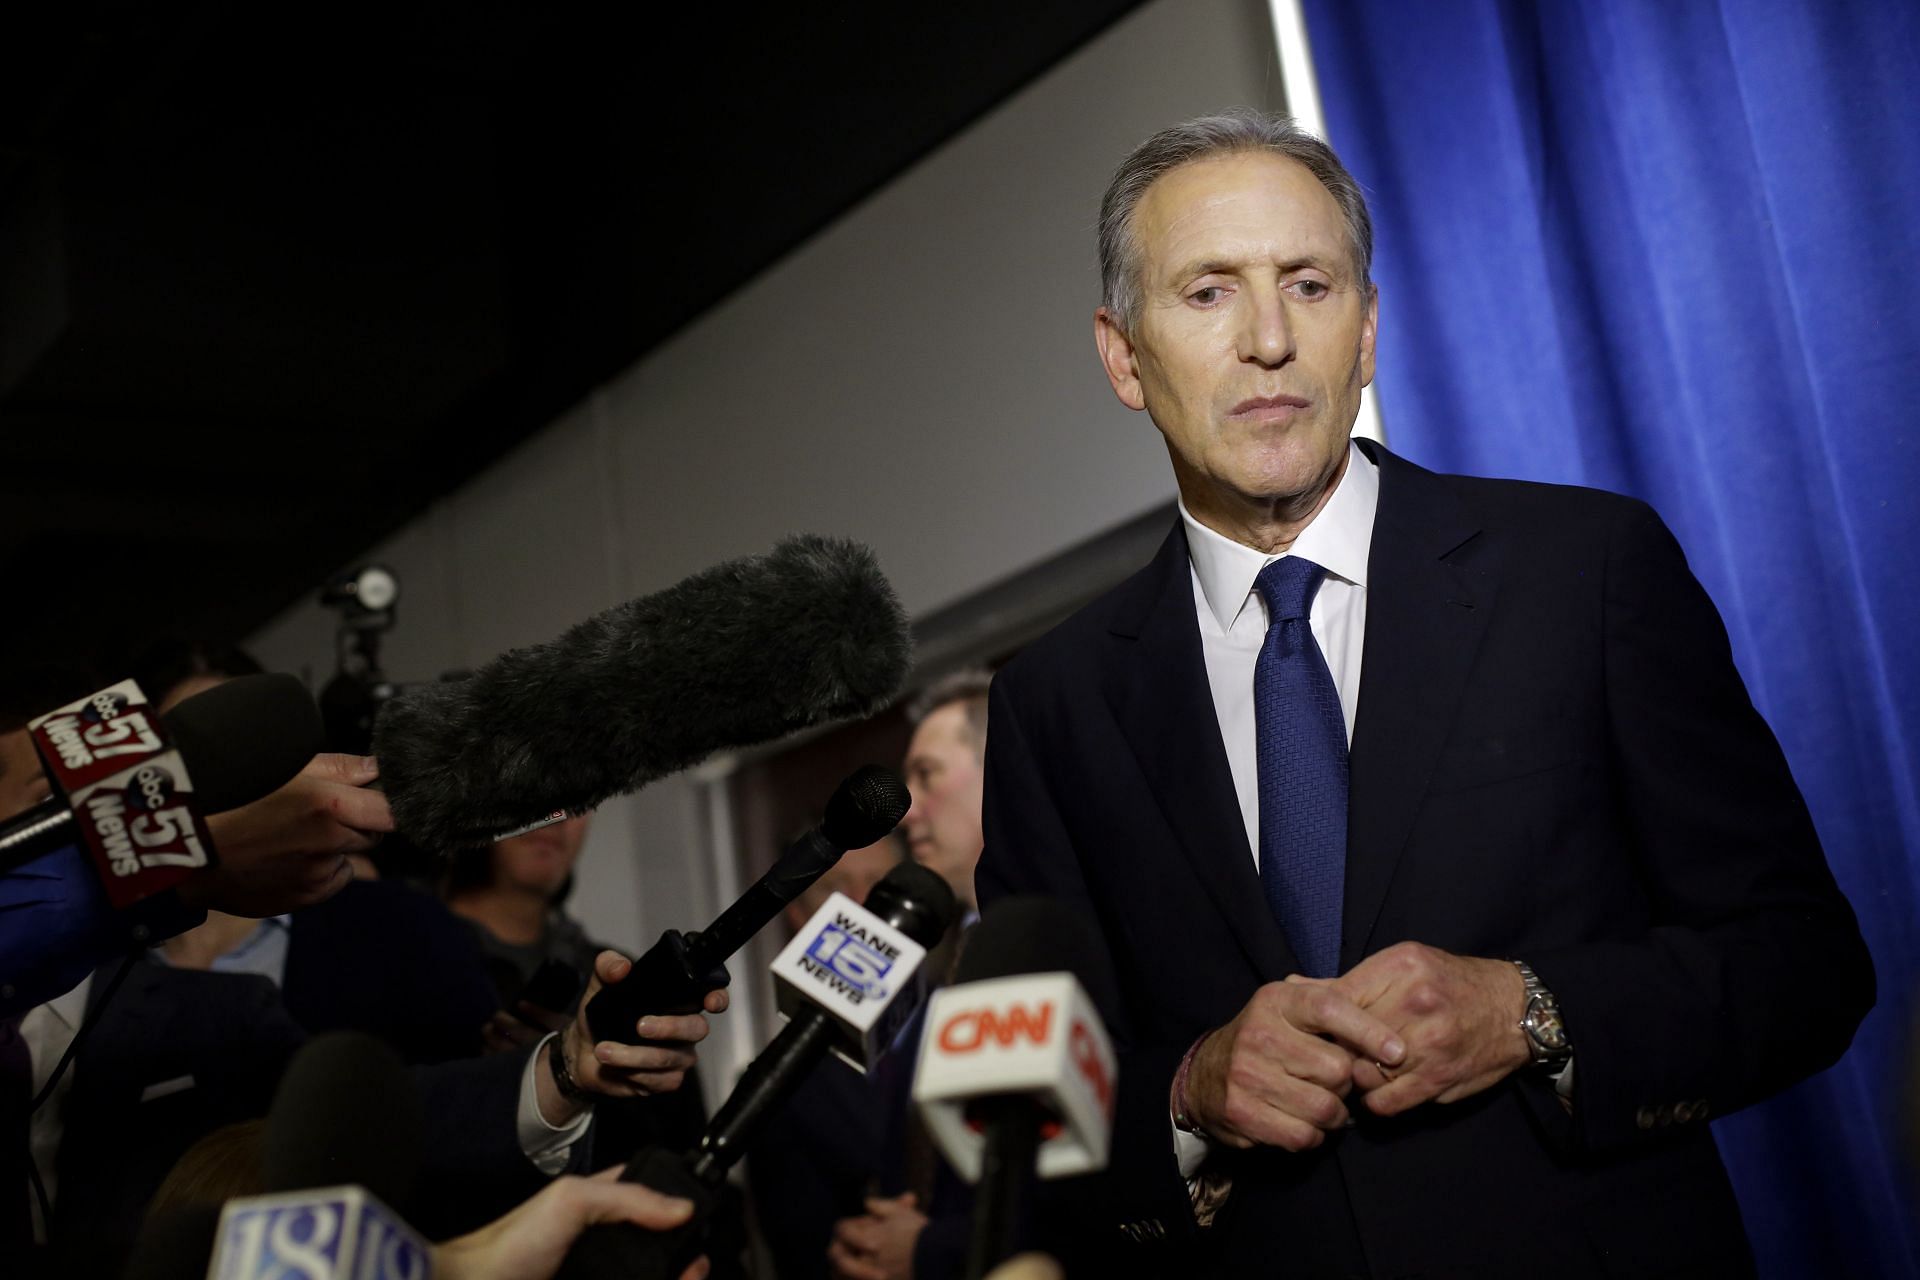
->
[0,842,205,1017]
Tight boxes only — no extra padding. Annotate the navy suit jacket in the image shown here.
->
[976,442,1873,1278]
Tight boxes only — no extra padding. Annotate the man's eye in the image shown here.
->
[1188,286,1225,305]
[1289,279,1329,299]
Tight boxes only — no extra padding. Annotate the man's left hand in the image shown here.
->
[1302,941,1531,1116]
[827,1193,926,1280]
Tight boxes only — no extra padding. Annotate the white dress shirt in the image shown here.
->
[1172,442,1379,1178]
[1185,442,1379,864]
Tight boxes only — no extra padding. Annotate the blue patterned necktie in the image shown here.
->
[1252,556,1348,978]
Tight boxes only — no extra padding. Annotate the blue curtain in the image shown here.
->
[1300,1,1920,1274]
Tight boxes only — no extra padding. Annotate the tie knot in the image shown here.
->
[1254,555,1327,622]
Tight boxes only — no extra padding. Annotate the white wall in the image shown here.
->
[249,0,1284,1064]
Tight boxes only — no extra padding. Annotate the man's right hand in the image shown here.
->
[182,753,393,917]
[1183,980,1406,1151]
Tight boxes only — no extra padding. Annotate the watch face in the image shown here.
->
[1526,999,1569,1053]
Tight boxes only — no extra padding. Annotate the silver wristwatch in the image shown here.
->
[1512,960,1572,1067]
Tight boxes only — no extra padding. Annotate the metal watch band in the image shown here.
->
[1511,959,1572,1066]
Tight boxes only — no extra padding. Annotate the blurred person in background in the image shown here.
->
[446,813,606,1046]
[827,670,993,1280]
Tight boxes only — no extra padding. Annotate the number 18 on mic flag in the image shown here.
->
[211,1185,431,1280]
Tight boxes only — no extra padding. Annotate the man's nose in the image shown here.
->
[1237,282,1295,368]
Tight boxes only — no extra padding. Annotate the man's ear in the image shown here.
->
[1094,307,1147,411]
[1360,284,1379,388]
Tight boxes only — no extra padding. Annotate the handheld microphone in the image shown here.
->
[0,673,323,905]
[910,897,1121,1280]
[151,1033,427,1280]
[562,862,958,1280]
[261,1032,424,1211]
[371,535,911,852]
[584,763,910,1044]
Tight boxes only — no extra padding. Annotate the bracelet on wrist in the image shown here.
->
[1172,1029,1215,1134]
[546,1035,592,1104]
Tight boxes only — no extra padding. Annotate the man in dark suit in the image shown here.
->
[974,110,1873,1278]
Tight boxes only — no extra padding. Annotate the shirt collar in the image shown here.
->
[1180,440,1380,631]
[46,973,93,1033]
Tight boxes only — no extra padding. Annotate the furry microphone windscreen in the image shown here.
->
[372,535,913,851]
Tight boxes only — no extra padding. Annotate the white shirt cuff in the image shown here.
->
[1172,1112,1212,1180]
[517,1033,594,1175]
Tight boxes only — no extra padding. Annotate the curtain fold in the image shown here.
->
[1300,1,1920,1274]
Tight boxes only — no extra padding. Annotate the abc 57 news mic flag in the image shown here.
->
[768,889,932,1072]
[211,1186,430,1280]
[28,679,216,908]
[912,971,1117,1181]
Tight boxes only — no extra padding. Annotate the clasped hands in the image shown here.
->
[1181,942,1532,1151]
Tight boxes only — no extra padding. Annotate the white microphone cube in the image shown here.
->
[770,890,930,1073]
[912,972,1117,1182]
[211,1185,431,1280]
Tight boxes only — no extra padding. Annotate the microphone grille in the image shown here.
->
[865,860,958,947]
[262,1032,421,1211]
[954,896,1121,1022]
[162,673,323,814]
[822,764,911,848]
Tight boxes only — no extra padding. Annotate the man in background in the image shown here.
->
[827,669,992,1280]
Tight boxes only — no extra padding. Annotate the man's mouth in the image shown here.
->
[1228,394,1311,422]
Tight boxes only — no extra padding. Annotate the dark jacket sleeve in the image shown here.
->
[1526,500,1874,1152]
[975,675,1198,1254]
[408,1046,583,1239]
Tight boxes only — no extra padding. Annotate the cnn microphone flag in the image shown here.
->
[911,971,1117,1181]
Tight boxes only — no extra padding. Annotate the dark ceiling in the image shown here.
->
[0,0,1145,675]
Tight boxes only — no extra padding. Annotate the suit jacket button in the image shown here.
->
[1636,1105,1658,1130]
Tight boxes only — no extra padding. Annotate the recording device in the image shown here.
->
[0,673,322,903]
[911,897,1121,1280]
[318,563,403,756]
[584,763,910,1044]
[562,861,958,1280]
[371,535,911,852]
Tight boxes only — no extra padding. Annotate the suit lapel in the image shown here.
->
[1342,443,1496,966]
[1102,525,1298,981]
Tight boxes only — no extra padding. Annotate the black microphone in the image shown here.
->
[562,861,958,1280]
[585,763,910,1044]
[0,673,323,890]
[371,535,911,852]
[140,1034,428,1280]
[261,1031,423,1210]
[922,897,1122,1280]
